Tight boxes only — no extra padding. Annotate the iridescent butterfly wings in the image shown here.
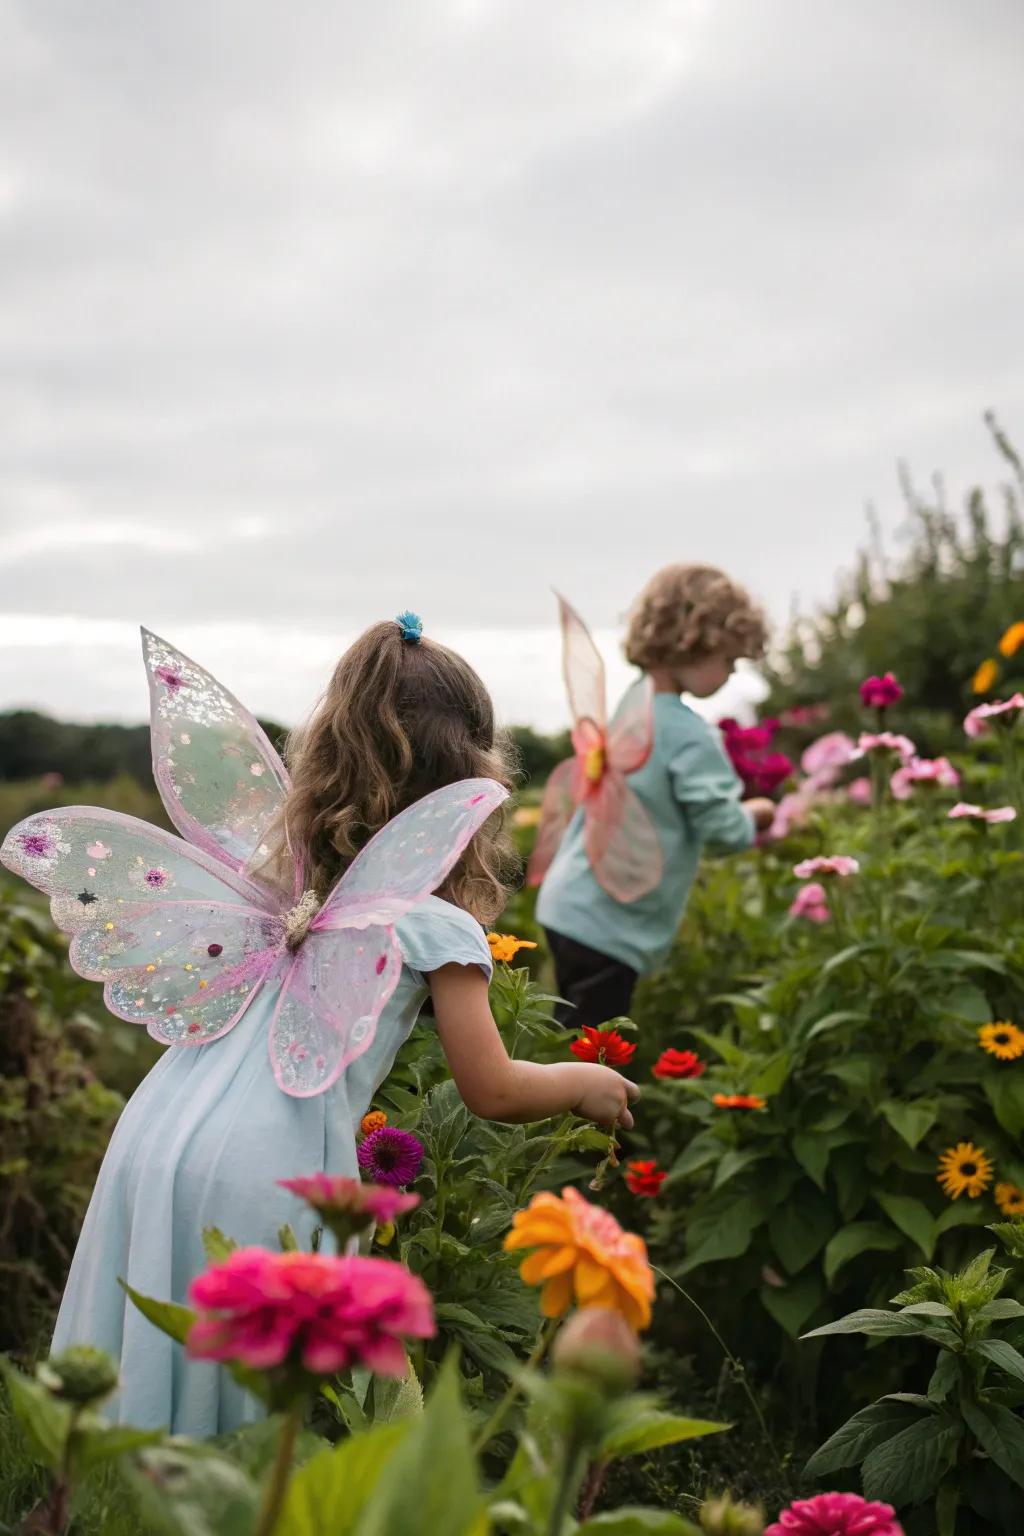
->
[527,594,663,902]
[0,629,507,1097]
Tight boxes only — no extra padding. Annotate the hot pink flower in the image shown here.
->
[766,1491,903,1536]
[859,673,904,709]
[890,756,960,800]
[187,1247,435,1377]
[793,855,859,878]
[720,719,793,795]
[801,732,857,786]
[948,802,1017,825]
[964,693,1024,738]
[789,881,830,922]
[847,777,872,806]
[857,731,916,763]
[278,1175,419,1226]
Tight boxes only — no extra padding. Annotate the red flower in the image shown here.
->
[652,1048,706,1080]
[625,1160,667,1197]
[570,1026,636,1066]
[859,673,903,709]
[713,1093,767,1111]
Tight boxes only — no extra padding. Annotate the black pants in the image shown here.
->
[544,929,638,1029]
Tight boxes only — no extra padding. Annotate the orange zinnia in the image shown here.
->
[360,1110,388,1137]
[713,1093,767,1111]
[503,1186,654,1331]
[486,931,539,964]
[999,622,1024,659]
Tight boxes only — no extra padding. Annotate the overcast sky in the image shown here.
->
[3,0,1023,731]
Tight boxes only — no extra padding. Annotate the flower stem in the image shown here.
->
[473,1316,559,1456]
[548,1435,588,1536]
[652,1264,786,1484]
[253,1403,302,1536]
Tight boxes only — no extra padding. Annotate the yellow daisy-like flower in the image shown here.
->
[360,1109,388,1137]
[978,1022,1024,1062]
[486,931,539,964]
[999,621,1024,660]
[937,1141,994,1200]
[972,658,1000,694]
[995,1182,1024,1218]
[512,805,543,829]
[504,1186,655,1331]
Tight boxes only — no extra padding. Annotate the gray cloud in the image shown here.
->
[3,0,1024,718]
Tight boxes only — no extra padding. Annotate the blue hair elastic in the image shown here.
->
[395,610,423,643]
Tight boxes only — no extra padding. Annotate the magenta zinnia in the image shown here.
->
[356,1127,424,1188]
[766,1491,903,1536]
[187,1247,435,1376]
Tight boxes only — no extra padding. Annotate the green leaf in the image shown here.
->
[824,1224,904,1285]
[201,1226,238,1264]
[928,1352,960,1404]
[802,1308,924,1341]
[75,1423,164,1474]
[750,1052,790,1097]
[120,1280,195,1345]
[941,983,992,1023]
[122,1445,260,1536]
[935,1202,993,1236]
[825,1058,876,1095]
[712,1148,765,1190]
[760,1271,824,1339]
[769,1187,835,1275]
[977,1298,1024,1322]
[0,1357,71,1470]
[679,1195,761,1274]
[599,1409,728,1461]
[354,1356,484,1536]
[962,1400,1024,1489]
[985,1075,1024,1138]
[879,1100,939,1150]
[576,1512,701,1536]
[278,1424,409,1535]
[803,1398,927,1478]
[860,1413,960,1505]
[371,1361,424,1424]
[278,1224,300,1253]
[876,1193,938,1259]
[973,1338,1024,1387]
[804,1009,871,1042]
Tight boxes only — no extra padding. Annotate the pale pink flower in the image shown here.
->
[847,777,872,806]
[187,1247,435,1377]
[857,731,916,763]
[890,756,960,800]
[766,1491,903,1536]
[789,882,830,923]
[278,1175,420,1226]
[801,732,858,787]
[793,855,859,878]
[948,802,1017,825]
[767,791,815,840]
[964,693,1024,738]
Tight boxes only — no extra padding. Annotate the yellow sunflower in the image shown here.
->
[972,658,1000,694]
[995,1182,1024,1218]
[978,1022,1024,1062]
[486,931,538,964]
[999,622,1024,659]
[503,1186,654,1331]
[937,1141,994,1200]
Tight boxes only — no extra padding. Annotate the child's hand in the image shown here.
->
[568,1063,640,1130]
[743,797,776,831]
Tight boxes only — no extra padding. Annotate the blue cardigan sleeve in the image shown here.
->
[668,719,755,854]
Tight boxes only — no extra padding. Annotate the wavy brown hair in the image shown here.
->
[259,622,518,924]
[625,563,767,671]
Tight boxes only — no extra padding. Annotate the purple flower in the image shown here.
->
[18,830,54,859]
[357,1127,424,1188]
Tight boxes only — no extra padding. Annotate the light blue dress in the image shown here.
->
[51,897,491,1437]
[536,688,754,975]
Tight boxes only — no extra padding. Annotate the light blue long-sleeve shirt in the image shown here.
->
[535,688,754,975]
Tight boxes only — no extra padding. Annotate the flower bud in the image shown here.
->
[699,1492,765,1536]
[551,1307,641,1392]
[37,1346,119,1407]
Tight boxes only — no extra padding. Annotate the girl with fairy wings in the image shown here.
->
[2,615,637,1436]
[530,568,775,1027]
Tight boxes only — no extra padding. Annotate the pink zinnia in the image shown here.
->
[793,855,859,879]
[859,673,904,709]
[356,1127,424,1188]
[789,881,830,923]
[187,1247,435,1376]
[890,756,960,800]
[964,693,1024,738]
[278,1175,420,1226]
[801,731,858,787]
[857,731,916,763]
[766,1491,903,1536]
[948,801,1017,824]
[847,777,872,806]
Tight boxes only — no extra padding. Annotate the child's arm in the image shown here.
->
[429,962,639,1129]
[670,726,758,852]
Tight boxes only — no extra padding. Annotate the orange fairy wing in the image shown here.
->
[606,677,655,776]
[584,774,664,904]
[557,592,606,733]
[526,757,580,887]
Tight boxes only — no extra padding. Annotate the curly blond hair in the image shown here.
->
[625,564,767,670]
[255,622,518,926]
